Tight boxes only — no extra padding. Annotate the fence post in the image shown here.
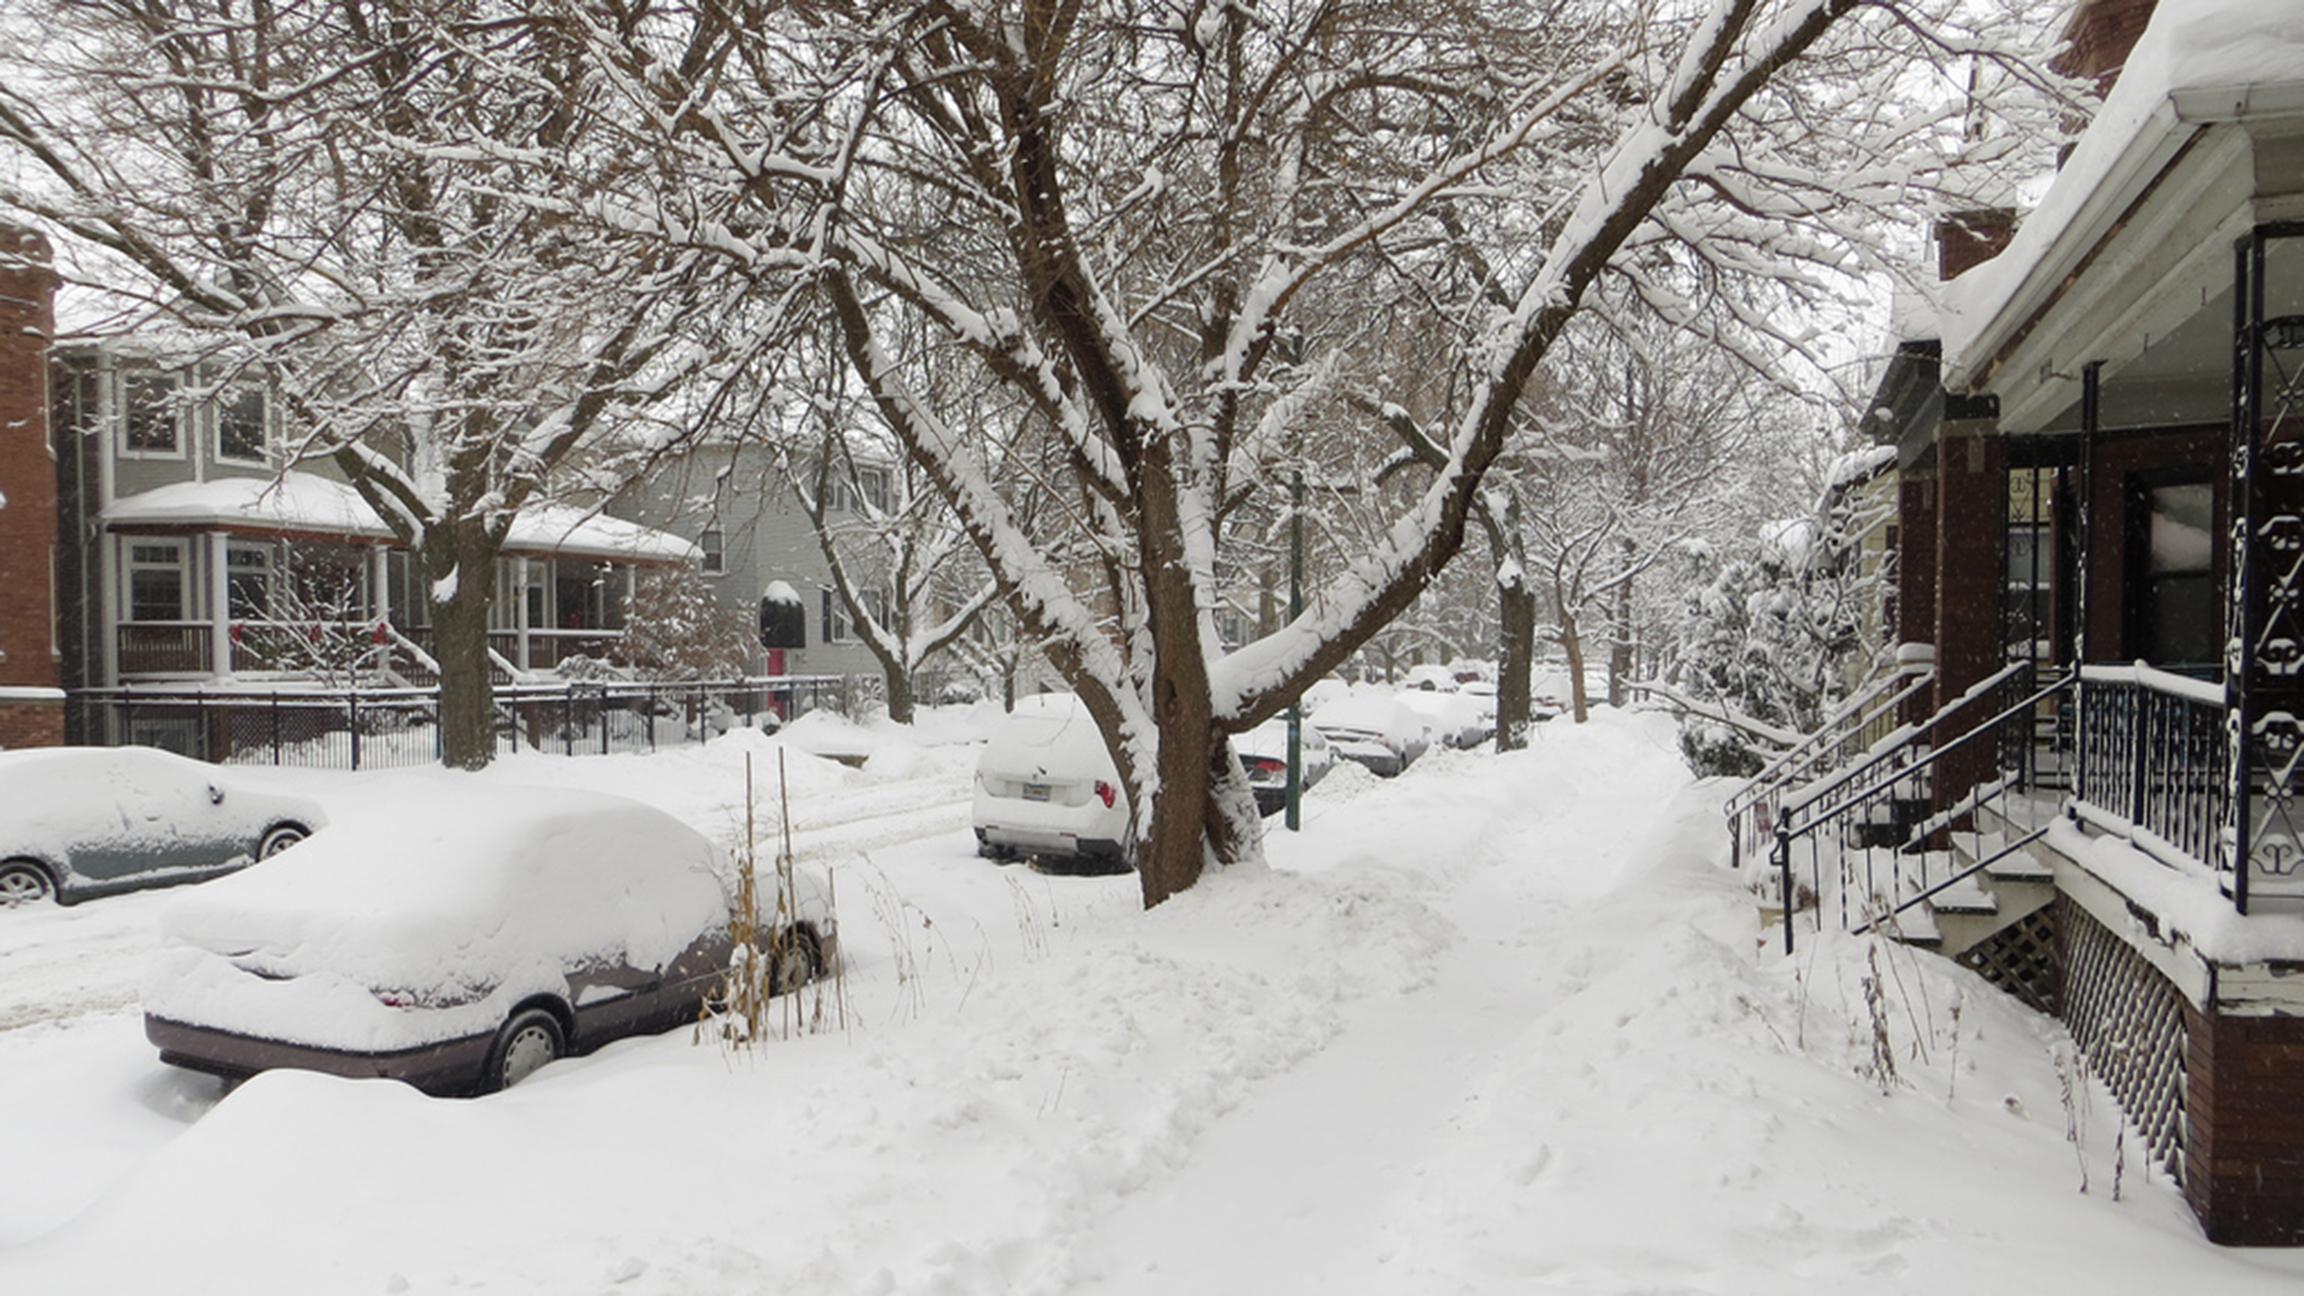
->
[123,694,135,749]
[599,685,610,756]
[349,685,362,771]
[1775,825,1795,956]
[271,693,282,765]
[565,683,575,757]
[196,690,210,762]
[647,685,658,753]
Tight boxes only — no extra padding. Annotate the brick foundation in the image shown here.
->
[2186,1005,2304,1246]
[0,698,64,749]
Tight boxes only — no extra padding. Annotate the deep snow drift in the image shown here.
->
[2,711,2300,1294]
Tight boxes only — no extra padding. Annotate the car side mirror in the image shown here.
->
[207,784,225,805]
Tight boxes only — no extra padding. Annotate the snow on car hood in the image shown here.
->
[153,785,725,997]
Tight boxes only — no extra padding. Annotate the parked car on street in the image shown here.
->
[1402,664,1460,692]
[1235,717,1337,815]
[0,747,324,909]
[1309,695,1431,777]
[143,785,834,1096]
[972,693,1134,870]
[1396,687,1494,749]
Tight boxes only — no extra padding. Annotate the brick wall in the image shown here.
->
[2186,1005,2304,1246]
[0,224,61,736]
[2054,0,2158,91]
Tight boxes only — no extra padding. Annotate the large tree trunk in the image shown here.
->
[1497,575,1538,752]
[882,664,917,725]
[428,528,499,770]
[1609,539,1637,707]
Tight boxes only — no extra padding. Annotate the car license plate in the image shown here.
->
[1021,782,1052,802]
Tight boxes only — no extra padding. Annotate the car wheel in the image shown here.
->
[484,1008,565,1093]
[257,824,309,859]
[0,860,55,909]
[769,924,824,995]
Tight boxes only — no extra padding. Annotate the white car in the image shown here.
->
[1235,717,1337,815]
[1309,695,1431,777]
[972,694,1133,871]
[1396,687,1494,749]
[1402,663,1460,692]
[143,785,834,1096]
[0,747,324,908]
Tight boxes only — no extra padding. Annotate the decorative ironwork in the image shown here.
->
[2073,666,2230,869]
[2060,897,2187,1179]
[2230,224,2304,908]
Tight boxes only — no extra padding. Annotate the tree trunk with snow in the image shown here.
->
[1498,571,1539,752]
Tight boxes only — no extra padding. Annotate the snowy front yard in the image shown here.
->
[3,711,2301,1294]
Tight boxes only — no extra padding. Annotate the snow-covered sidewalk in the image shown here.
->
[3,713,2300,1293]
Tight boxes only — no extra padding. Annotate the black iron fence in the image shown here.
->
[70,676,852,771]
[2073,664,2230,874]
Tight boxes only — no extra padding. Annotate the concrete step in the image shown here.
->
[1930,882,1998,915]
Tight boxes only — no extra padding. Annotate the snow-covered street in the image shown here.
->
[4,711,2303,1294]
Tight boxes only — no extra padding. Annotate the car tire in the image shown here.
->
[0,859,55,909]
[483,1007,565,1094]
[769,924,824,996]
[257,823,310,859]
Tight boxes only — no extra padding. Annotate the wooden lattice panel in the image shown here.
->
[1956,907,2060,1015]
[2059,898,2187,1178]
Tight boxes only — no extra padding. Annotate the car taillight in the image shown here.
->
[1249,758,1285,777]
[373,990,417,1009]
[1094,779,1117,808]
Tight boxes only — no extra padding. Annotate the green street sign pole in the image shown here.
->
[1286,469,1304,831]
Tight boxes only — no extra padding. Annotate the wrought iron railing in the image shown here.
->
[2072,664,2229,873]
[1772,666,2073,953]
[69,676,850,771]
[1724,655,1936,871]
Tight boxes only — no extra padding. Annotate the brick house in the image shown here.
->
[1738,0,2304,1245]
[0,225,62,749]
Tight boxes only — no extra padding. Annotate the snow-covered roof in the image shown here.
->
[104,471,700,563]
[1943,0,2304,385]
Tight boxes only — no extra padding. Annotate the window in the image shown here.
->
[2138,480,2216,666]
[700,526,725,575]
[215,385,268,464]
[126,540,186,622]
[121,371,181,456]
[821,587,851,643]
[226,545,275,620]
[861,586,892,630]
[856,467,891,513]
[2003,524,2050,662]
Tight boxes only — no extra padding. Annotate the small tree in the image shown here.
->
[619,567,756,682]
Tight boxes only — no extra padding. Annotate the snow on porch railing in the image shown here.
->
[2071,663,2229,876]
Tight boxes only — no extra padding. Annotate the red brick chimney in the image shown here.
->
[1937,207,2021,281]
[2054,0,2159,93]
[0,223,64,748]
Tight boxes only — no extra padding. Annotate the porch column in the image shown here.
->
[1896,470,1938,725]
[1931,418,2004,820]
[370,544,390,626]
[208,530,231,678]
[515,555,532,672]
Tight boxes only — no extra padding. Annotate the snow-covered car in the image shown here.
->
[1308,695,1431,778]
[0,747,323,909]
[143,786,834,1096]
[1396,687,1494,749]
[972,693,1133,870]
[1402,664,1460,692]
[1235,717,1337,815]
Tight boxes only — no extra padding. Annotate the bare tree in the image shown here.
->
[553,0,2067,905]
[0,1,745,766]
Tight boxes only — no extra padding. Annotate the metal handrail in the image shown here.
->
[1779,662,2028,823]
[1724,663,1935,819]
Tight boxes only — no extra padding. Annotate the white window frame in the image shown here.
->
[700,525,725,575]
[213,383,271,466]
[821,587,852,644]
[856,466,891,514]
[119,370,186,460]
[124,538,189,622]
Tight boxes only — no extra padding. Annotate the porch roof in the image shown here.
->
[1942,1,2304,431]
[103,471,701,564]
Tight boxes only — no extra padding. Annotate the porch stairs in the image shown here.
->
[1765,666,2075,983]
